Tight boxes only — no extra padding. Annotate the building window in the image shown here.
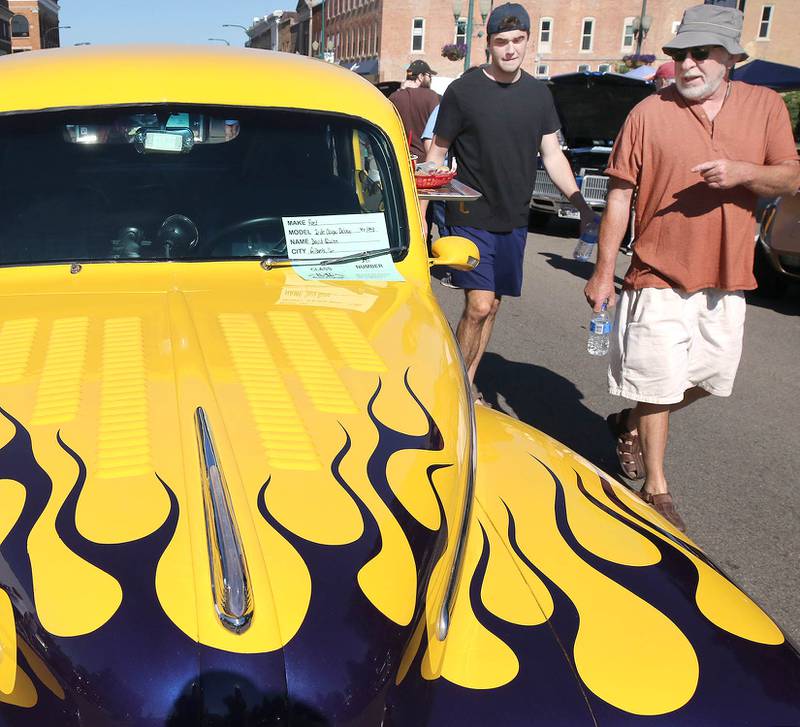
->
[577,64,590,72]
[411,17,424,52]
[758,6,773,39]
[455,17,467,45]
[0,21,9,41]
[580,18,594,52]
[11,15,29,38]
[598,63,611,73]
[621,17,635,50]
[538,17,552,53]
[535,63,549,78]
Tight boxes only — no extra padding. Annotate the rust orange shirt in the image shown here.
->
[605,82,798,293]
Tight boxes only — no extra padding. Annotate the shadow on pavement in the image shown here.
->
[745,286,800,316]
[528,215,579,239]
[475,351,621,476]
[538,251,625,286]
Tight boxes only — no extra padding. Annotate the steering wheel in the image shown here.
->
[200,216,286,256]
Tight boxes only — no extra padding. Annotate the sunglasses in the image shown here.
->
[667,46,714,62]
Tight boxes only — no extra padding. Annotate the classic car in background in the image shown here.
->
[754,192,800,297]
[529,72,653,228]
[0,46,798,726]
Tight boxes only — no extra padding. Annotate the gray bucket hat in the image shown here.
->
[663,4,748,60]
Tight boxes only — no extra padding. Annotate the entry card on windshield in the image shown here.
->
[281,213,403,282]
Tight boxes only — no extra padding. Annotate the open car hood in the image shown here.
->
[548,72,654,148]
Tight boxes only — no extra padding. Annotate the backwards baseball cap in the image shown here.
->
[486,2,531,37]
[654,60,675,79]
[663,4,748,60]
[406,60,437,79]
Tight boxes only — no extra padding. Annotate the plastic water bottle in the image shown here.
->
[573,216,600,261]
[587,300,611,356]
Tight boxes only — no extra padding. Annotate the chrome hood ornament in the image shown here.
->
[195,407,254,633]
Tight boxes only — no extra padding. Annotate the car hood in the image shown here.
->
[548,72,653,148]
[0,262,470,724]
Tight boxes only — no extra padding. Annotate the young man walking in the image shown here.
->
[585,4,800,531]
[422,3,593,400]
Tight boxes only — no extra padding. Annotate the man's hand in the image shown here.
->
[584,273,616,312]
[691,159,752,190]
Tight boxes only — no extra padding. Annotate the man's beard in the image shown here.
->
[676,72,724,101]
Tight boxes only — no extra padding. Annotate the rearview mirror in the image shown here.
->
[429,236,480,271]
[133,128,194,154]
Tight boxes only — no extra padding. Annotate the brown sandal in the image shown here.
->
[606,408,646,480]
[638,488,686,532]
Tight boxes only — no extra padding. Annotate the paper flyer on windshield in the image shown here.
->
[281,213,403,282]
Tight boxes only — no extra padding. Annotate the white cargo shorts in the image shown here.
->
[608,287,746,406]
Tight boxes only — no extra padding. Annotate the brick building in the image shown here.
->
[249,10,295,51]
[9,0,61,52]
[0,1,12,56]
[243,1,799,82]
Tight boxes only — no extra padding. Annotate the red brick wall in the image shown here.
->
[10,1,60,51]
[324,0,381,64]
[370,0,800,84]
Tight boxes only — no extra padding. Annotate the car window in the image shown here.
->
[0,105,408,266]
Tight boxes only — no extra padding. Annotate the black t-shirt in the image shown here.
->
[434,69,561,231]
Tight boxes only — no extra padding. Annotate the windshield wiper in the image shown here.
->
[260,246,406,270]
[314,245,406,266]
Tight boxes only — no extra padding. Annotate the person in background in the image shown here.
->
[389,60,440,160]
[421,3,593,402]
[584,4,800,532]
[420,103,450,274]
[654,60,676,90]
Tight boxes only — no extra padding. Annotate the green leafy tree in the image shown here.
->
[781,91,800,139]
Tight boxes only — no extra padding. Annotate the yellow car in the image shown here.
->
[0,46,798,726]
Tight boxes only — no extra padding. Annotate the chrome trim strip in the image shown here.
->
[437,331,477,641]
[195,407,254,633]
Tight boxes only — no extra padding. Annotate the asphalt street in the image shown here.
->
[433,217,800,646]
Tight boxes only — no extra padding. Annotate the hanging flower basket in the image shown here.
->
[622,53,656,68]
[441,43,467,62]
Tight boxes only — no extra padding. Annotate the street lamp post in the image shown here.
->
[208,38,230,46]
[43,25,70,49]
[222,23,250,47]
[453,0,493,73]
[319,0,325,59]
[633,0,652,57]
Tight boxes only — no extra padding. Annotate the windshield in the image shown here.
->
[0,105,408,266]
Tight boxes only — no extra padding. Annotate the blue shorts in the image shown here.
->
[445,225,527,297]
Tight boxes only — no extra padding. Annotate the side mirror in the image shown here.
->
[429,236,480,271]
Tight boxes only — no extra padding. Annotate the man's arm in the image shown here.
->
[539,132,595,229]
[418,135,451,234]
[691,159,800,197]
[584,178,635,311]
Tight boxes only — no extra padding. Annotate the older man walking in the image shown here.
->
[585,4,800,531]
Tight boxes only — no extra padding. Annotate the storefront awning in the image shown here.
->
[339,58,379,77]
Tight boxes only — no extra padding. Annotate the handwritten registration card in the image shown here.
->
[281,213,403,282]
